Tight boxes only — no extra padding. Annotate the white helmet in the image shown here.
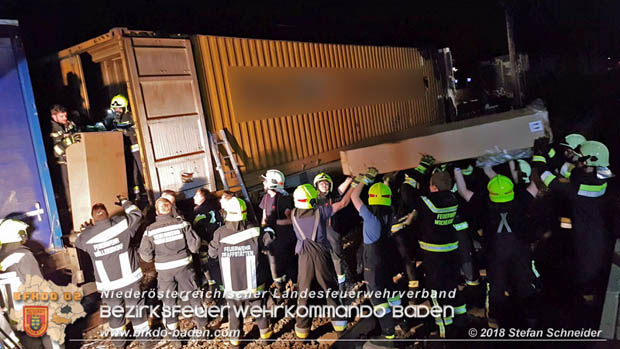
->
[261,169,285,190]
[0,219,29,245]
[222,198,247,222]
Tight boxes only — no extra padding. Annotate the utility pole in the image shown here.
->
[505,5,523,108]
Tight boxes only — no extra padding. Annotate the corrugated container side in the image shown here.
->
[194,35,444,183]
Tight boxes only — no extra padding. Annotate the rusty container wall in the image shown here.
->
[121,36,216,196]
[49,29,216,200]
[194,35,444,185]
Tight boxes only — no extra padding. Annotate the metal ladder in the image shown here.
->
[208,130,257,222]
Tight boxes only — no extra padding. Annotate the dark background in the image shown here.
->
[2,0,620,156]
[2,1,618,66]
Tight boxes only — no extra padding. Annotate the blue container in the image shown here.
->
[0,20,63,249]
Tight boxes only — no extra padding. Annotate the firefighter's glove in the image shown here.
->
[351,174,366,188]
[533,137,550,156]
[391,215,410,235]
[80,220,93,231]
[114,195,127,206]
[420,154,436,166]
[68,134,82,145]
[264,226,276,239]
[359,174,374,186]
[365,167,379,182]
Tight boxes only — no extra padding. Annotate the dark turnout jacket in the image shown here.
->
[139,214,201,271]
[75,201,143,291]
[209,221,272,299]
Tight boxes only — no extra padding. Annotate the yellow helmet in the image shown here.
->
[487,175,514,203]
[0,219,29,246]
[222,198,247,222]
[579,140,609,167]
[368,183,392,206]
[313,172,333,192]
[110,94,129,111]
[293,184,318,209]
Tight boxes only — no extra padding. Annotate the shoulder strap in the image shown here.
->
[311,209,321,242]
[290,208,305,240]
[290,208,321,242]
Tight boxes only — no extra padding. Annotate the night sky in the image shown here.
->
[5,0,618,66]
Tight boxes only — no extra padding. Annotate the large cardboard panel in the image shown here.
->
[340,107,550,175]
[66,132,127,230]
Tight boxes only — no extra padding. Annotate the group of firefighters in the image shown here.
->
[0,95,614,348]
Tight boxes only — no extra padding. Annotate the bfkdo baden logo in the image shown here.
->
[23,305,49,337]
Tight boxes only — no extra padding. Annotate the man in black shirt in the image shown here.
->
[259,169,297,295]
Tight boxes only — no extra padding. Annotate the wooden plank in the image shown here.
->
[340,107,550,175]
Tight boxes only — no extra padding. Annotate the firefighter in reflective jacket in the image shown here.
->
[209,198,273,347]
[138,198,208,336]
[108,95,145,201]
[191,188,223,296]
[535,139,613,302]
[351,172,400,343]
[449,160,484,307]
[532,134,587,231]
[532,133,586,179]
[291,183,353,339]
[313,172,354,293]
[259,169,297,294]
[0,219,56,349]
[75,199,154,348]
[411,170,465,338]
[390,155,435,298]
[49,104,79,218]
[455,167,539,328]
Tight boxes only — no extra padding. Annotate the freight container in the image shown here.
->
[0,20,63,250]
[38,28,447,199]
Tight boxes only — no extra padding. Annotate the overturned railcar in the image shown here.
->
[40,28,448,199]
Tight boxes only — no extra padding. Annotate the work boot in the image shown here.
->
[257,326,273,346]
[230,338,242,349]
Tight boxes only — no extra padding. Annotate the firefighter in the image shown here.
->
[350,172,400,344]
[410,170,466,338]
[443,160,486,308]
[535,139,613,303]
[0,219,55,349]
[313,172,354,293]
[259,169,297,296]
[291,183,354,339]
[108,95,145,202]
[75,199,154,348]
[49,104,79,222]
[208,198,273,347]
[138,198,208,340]
[454,166,539,328]
[161,190,183,219]
[390,155,435,300]
[532,133,586,179]
[532,134,586,232]
[191,188,223,295]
